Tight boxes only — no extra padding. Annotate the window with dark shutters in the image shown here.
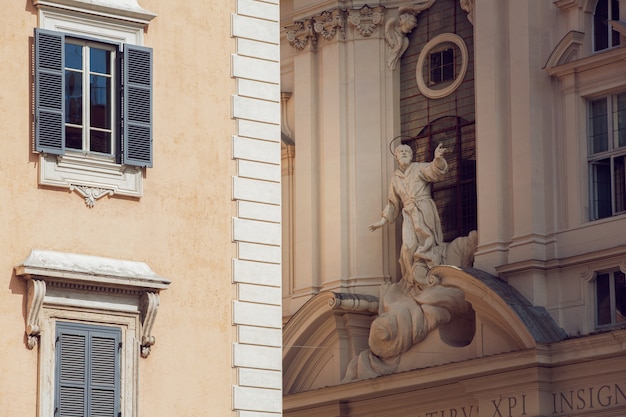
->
[34,28,153,167]
[55,322,121,417]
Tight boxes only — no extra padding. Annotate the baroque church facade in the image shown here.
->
[281,1,626,417]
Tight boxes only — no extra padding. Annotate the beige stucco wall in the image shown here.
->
[0,1,247,416]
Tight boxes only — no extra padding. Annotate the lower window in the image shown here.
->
[596,270,626,328]
[588,93,626,220]
[56,322,121,417]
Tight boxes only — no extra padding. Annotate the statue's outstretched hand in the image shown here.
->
[434,142,446,158]
[369,217,388,231]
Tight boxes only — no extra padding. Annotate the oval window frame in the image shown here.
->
[416,33,468,99]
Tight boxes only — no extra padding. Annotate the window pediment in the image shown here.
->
[16,249,170,356]
[33,0,156,25]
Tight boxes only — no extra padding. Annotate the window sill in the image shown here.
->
[39,153,143,207]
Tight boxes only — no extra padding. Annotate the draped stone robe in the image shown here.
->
[381,157,448,283]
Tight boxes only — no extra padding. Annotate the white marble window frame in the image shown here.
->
[35,4,152,206]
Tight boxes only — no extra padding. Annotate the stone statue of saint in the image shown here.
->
[342,143,477,382]
[369,143,448,287]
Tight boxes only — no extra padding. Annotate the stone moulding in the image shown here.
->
[286,5,384,51]
[15,249,170,356]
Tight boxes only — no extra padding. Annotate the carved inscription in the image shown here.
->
[552,383,626,415]
[423,406,477,417]
[491,395,526,417]
[414,383,626,417]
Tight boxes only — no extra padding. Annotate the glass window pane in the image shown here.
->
[592,159,612,219]
[615,271,626,323]
[614,156,626,213]
[611,0,620,47]
[90,48,111,75]
[66,126,82,150]
[597,273,611,325]
[90,130,111,154]
[90,75,111,129]
[594,0,609,51]
[590,99,608,154]
[65,44,83,70]
[65,71,83,125]
[615,271,626,324]
[430,53,442,83]
[614,93,626,148]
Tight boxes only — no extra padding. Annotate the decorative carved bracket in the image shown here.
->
[348,5,384,37]
[25,279,46,349]
[139,292,160,358]
[70,184,114,208]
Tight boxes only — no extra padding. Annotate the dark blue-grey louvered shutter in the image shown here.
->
[56,323,121,417]
[122,44,153,167]
[35,28,65,155]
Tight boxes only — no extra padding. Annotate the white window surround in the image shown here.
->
[15,249,169,417]
[34,1,155,207]
[415,33,468,100]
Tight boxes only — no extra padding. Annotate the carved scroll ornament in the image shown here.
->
[348,5,384,37]
[25,279,46,349]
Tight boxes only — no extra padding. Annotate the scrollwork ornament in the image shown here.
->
[25,279,46,349]
[286,19,317,51]
[313,9,346,41]
[348,5,384,37]
[70,184,114,208]
[140,292,160,358]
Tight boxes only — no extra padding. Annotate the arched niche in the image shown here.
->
[283,267,565,393]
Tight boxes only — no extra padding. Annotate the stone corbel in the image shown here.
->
[139,291,160,358]
[314,9,347,41]
[286,18,317,51]
[70,184,114,208]
[25,279,46,349]
[348,5,385,37]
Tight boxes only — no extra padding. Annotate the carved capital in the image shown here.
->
[314,9,347,41]
[25,279,46,349]
[70,184,114,208]
[348,5,385,37]
[286,19,317,51]
[140,291,160,358]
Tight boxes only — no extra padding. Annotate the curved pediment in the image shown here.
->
[283,267,565,393]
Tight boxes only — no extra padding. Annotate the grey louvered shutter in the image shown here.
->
[34,28,65,155]
[56,323,121,417]
[122,44,153,167]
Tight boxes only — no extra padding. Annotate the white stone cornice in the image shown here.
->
[33,0,156,25]
[16,250,170,356]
